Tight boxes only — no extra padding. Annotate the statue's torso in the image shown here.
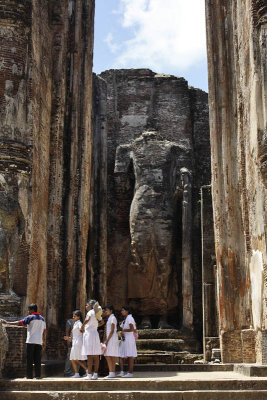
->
[131,142,177,195]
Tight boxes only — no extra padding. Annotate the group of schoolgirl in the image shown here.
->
[66,299,137,379]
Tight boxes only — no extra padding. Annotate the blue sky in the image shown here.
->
[93,0,208,92]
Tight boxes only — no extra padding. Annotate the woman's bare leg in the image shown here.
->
[105,356,113,373]
[76,360,87,371]
[93,355,99,373]
[119,357,124,372]
[71,360,78,373]
[128,357,134,373]
[87,356,93,374]
[111,356,116,372]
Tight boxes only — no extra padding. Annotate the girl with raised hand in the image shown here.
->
[103,305,119,379]
[118,306,137,378]
[81,299,103,380]
[64,310,87,378]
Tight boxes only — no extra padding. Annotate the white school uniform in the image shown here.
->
[119,314,137,358]
[82,309,101,356]
[104,314,119,357]
[70,320,87,361]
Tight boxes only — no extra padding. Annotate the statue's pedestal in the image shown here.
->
[136,329,202,365]
[0,293,22,318]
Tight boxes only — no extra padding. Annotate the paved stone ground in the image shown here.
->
[6,370,267,381]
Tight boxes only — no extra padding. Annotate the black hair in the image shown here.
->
[73,310,83,323]
[104,305,115,313]
[121,305,131,314]
[28,304,37,312]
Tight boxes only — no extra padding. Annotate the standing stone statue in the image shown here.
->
[0,174,25,294]
[114,131,189,328]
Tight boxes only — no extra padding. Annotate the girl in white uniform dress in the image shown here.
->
[81,299,103,380]
[64,310,87,378]
[119,306,137,378]
[103,305,119,378]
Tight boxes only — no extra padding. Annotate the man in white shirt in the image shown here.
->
[2,303,46,379]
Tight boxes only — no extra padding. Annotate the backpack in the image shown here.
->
[93,301,103,321]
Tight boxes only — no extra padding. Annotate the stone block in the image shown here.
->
[256,330,267,364]
[241,329,256,363]
[2,325,26,378]
[211,348,221,361]
[221,330,243,363]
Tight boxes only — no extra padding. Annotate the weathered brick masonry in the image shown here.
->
[0,0,95,371]
[206,0,267,362]
[3,326,27,378]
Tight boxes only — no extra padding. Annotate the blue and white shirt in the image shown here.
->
[20,313,46,345]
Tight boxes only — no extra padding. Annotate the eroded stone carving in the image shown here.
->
[0,174,25,294]
[115,131,189,328]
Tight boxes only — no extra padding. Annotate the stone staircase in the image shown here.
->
[136,328,203,365]
[1,373,267,399]
[2,328,267,399]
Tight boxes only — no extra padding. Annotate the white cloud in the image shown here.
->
[106,0,206,72]
[104,33,120,54]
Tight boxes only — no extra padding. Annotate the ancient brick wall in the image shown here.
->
[0,0,32,296]
[0,0,95,360]
[25,0,95,335]
[89,75,107,305]
[26,0,53,322]
[221,330,243,364]
[3,326,27,378]
[206,0,267,362]
[201,185,218,361]
[241,329,256,363]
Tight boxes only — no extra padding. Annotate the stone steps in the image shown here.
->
[1,377,267,391]
[1,390,267,400]
[2,373,267,399]
[136,338,199,352]
[137,329,197,339]
[134,364,234,372]
[42,361,235,376]
[136,351,203,364]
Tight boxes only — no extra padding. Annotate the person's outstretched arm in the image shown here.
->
[1,319,22,326]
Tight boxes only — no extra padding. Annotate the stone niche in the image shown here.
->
[93,69,211,336]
